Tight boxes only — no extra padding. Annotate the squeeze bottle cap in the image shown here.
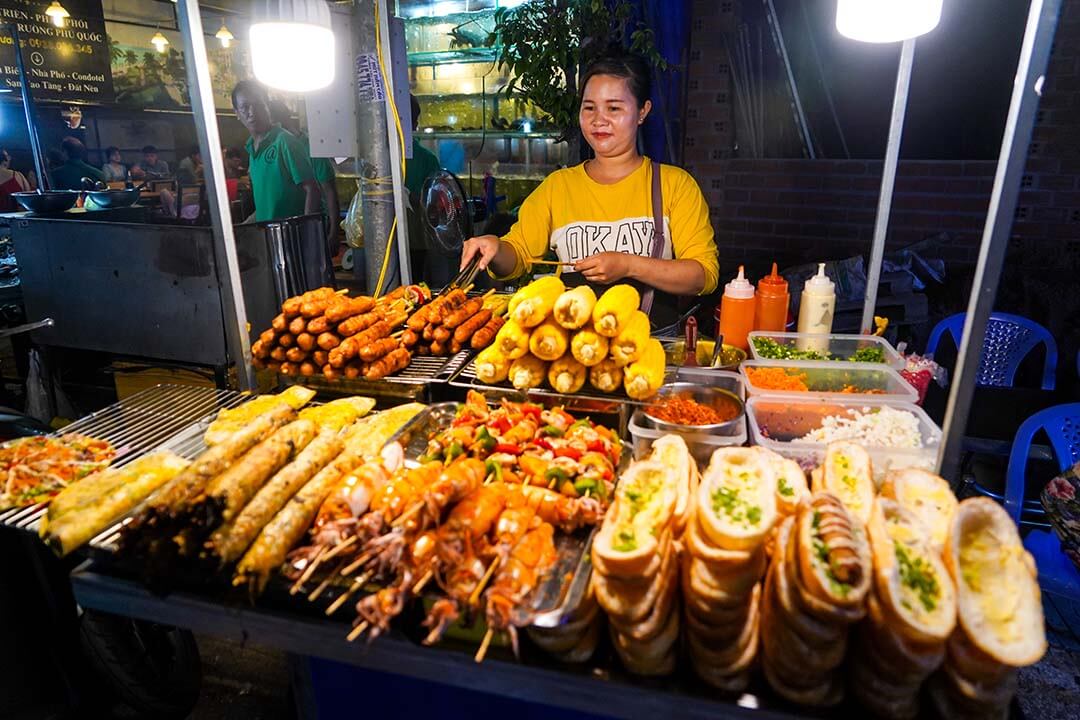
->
[803,263,834,293]
[757,262,788,296]
[724,265,755,300]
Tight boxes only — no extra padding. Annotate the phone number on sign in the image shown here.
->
[24,37,97,56]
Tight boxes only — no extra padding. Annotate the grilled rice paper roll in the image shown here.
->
[814,441,875,525]
[41,452,190,556]
[592,460,677,578]
[880,467,957,555]
[233,448,371,595]
[868,498,957,644]
[204,387,315,445]
[945,497,1046,668]
[796,492,872,610]
[142,404,297,516]
[212,428,345,564]
[203,419,318,524]
[47,464,134,523]
[697,447,777,552]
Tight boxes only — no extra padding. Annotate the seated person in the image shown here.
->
[49,137,106,189]
[130,145,170,181]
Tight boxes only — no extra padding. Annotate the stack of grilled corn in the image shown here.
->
[472,277,665,399]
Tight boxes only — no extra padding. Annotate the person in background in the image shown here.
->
[101,147,127,182]
[232,81,319,224]
[49,137,106,190]
[224,147,247,179]
[176,145,202,185]
[130,145,170,181]
[269,100,341,255]
[406,94,450,288]
[0,149,30,212]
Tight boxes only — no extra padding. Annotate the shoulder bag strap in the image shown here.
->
[640,160,665,316]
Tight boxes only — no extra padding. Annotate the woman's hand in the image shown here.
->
[575,252,635,284]
[460,235,502,270]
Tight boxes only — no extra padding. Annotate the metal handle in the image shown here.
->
[0,317,54,339]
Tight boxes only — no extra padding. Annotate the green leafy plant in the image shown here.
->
[487,0,667,147]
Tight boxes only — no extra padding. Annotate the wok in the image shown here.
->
[85,186,142,208]
[10,191,79,215]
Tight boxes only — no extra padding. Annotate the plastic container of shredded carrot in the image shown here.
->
[740,360,917,402]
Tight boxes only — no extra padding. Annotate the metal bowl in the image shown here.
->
[11,191,79,215]
[86,187,141,208]
[663,339,746,369]
[643,382,745,435]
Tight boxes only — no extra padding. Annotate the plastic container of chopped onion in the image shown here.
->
[745,395,941,482]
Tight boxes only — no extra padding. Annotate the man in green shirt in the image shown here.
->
[232,80,320,223]
[49,137,105,190]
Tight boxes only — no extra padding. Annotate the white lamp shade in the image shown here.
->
[836,0,943,43]
[250,0,335,92]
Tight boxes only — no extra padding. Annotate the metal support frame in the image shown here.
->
[937,0,1061,481]
[861,39,915,334]
[175,0,254,391]
[763,0,814,158]
[3,23,48,190]
[377,0,412,288]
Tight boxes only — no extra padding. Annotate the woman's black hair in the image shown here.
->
[579,47,653,109]
[105,146,120,158]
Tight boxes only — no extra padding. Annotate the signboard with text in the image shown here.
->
[0,0,113,102]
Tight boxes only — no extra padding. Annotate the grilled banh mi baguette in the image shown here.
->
[750,446,808,516]
[592,460,677,578]
[868,498,957,644]
[880,467,957,555]
[796,492,872,609]
[648,435,696,534]
[204,386,315,445]
[816,441,875,525]
[697,447,777,551]
[42,452,190,556]
[553,286,597,329]
[945,497,1046,667]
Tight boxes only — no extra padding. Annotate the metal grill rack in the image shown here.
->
[0,384,247,533]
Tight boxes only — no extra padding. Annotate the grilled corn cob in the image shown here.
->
[509,354,548,390]
[609,310,651,365]
[592,284,640,337]
[570,325,609,367]
[528,317,569,361]
[494,318,531,359]
[474,345,511,385]
[509,276,565,328]
[548,356,587,394]
[623,338,666,399]
[589,357,624,393]
[553,286,597,329]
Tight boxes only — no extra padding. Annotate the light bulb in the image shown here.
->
[45,1,69,28]
[250,0,335,93]
[216,22,235,49]
[151,31,169,53]
[836,0,943,43]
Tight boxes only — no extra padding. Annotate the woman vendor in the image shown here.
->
[460,50,719,330]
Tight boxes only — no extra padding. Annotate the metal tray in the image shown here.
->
[382,402,627,628]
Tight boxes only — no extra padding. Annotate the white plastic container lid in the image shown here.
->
[724,265,755,299]
[803,263,835,293]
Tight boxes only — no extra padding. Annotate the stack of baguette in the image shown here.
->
[591,437,692,675]
[526,583,602,664]
[851,496,957,719]
[762,488,872,706]
[930,497,1046,719]
[682,447,778,691]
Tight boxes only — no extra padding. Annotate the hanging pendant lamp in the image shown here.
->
[250,0,335,92]
[216,20,235,48]
[45,2,70,28]
[836,0,943,43]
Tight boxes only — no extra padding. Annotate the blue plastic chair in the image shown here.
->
[925,312,1058,390]
[1004,403,1080,599]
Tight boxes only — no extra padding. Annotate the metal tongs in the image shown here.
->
[447,252,483,293]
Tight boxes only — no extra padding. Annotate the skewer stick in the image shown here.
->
[468,559,500,608]
[307,572,336,602]
[391,501,424,527]
[412,569,434,595]
[347,621,370,642]
[340,550,374,577]
[474,628,494,663]
[325,570,374,615]
[320,535,357,563]
[289,546,327,595]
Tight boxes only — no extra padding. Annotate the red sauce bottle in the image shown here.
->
[755,262,789,332]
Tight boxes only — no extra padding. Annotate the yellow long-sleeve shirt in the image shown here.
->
[497,158,719,295]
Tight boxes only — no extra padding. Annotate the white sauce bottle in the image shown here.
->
[796,263,835,353]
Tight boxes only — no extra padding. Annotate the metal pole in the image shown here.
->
[937,0,1060,482]
[376,0,412,288]
[175,0,254,391]
[763,0,815,158]
[6,24,48,190]
[861,39,915,333]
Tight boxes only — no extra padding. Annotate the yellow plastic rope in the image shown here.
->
[372,0,408,298]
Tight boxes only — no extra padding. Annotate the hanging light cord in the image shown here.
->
[371,0,408,298]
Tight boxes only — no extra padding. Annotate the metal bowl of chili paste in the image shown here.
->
[643,383,745,436]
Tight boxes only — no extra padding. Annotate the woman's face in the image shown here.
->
[579,74,651,159]
[109,150,121,163]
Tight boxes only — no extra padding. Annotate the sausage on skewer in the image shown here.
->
[271,314,288,332]
[453,309,492,344]
[444,298,484,329]
[358,337,399,363]
[325,296,376,323]
[470,315,505,350]
[289,316,307,335]
[363,348,411,380]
